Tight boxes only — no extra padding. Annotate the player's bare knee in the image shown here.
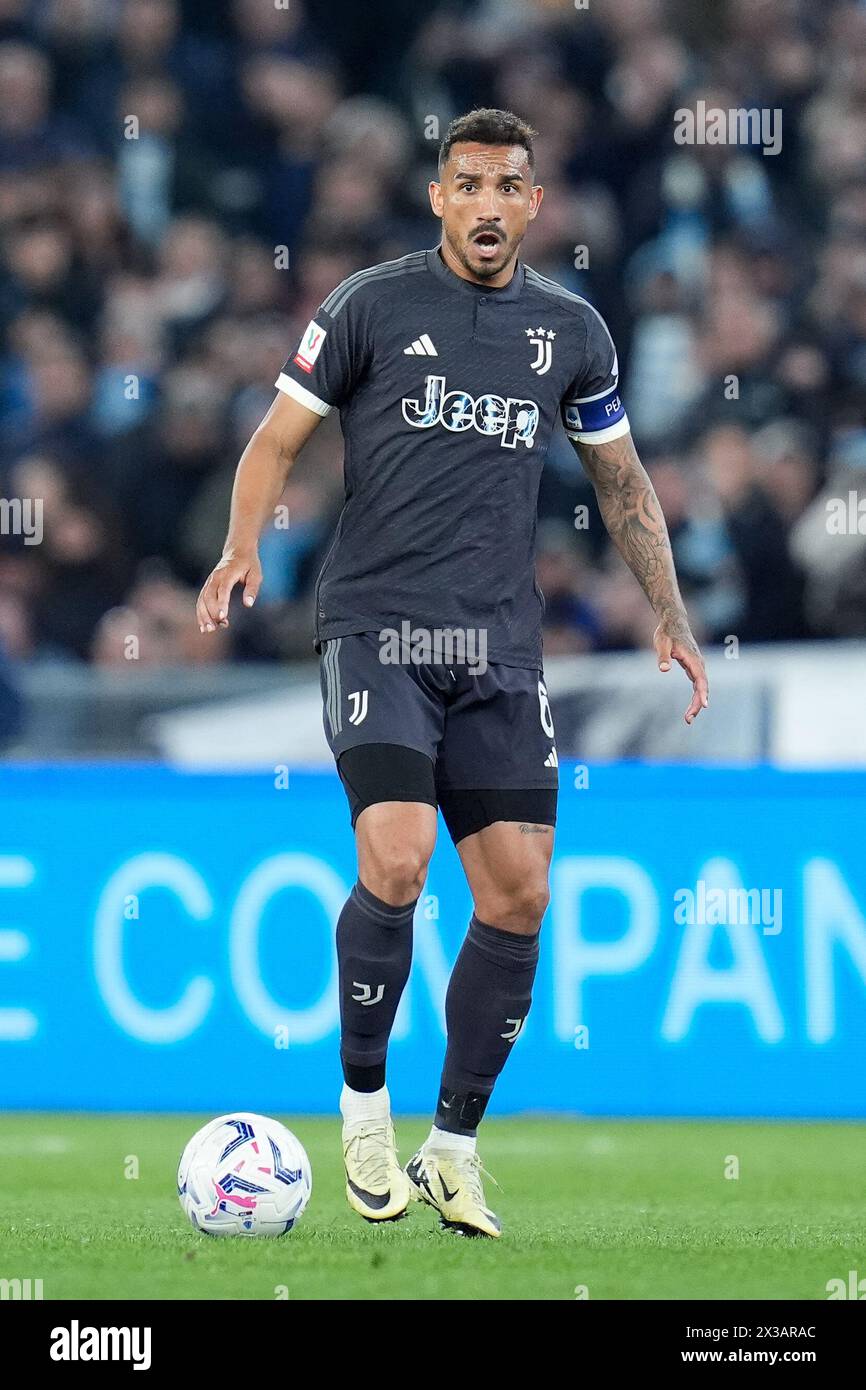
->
[355,800,436,905]
[359,838,431,906]
[510,881,549,929]
[476,880,549,933]
[363,853,428,906]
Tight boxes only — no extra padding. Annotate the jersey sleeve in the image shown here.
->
[275,284,370,417]
[560,306,630,445]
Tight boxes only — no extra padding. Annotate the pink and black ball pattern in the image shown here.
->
[177,1113,312,1237]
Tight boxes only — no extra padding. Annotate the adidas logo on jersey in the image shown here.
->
[403,334,438,356]
[544,748,558,768]
[402,374,539,450]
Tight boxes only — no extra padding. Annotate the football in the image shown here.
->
[177,1113,312,1237]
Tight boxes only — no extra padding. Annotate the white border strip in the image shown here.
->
[566,415,631,445]
[275,372,332,417]
[569,380,621,404]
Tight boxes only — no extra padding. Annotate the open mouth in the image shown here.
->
[471,231,502,260]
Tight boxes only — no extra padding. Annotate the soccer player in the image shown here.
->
[197,109,708,1238]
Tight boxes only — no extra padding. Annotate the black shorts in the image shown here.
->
[319,632,558,843]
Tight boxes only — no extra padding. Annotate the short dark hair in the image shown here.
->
[438,108,538,177]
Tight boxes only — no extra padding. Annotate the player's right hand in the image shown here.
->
[196,551,262,631]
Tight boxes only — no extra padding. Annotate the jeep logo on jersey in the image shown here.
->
[402,375,539,449]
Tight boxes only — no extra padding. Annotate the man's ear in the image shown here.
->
[428,180,444,218]
[528,185,544,221]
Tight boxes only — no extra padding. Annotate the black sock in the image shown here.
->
[338,878,415,1092]
[436,914,540,1136]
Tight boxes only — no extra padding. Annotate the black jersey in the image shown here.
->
[276,247,630,668]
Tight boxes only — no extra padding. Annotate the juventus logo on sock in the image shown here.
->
[351,981,385,1006]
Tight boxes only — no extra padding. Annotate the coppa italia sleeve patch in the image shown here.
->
[294,320,328,373]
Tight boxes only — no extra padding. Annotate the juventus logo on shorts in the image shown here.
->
[348,690,369,725]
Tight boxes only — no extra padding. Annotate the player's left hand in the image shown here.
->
[653,621,709,725]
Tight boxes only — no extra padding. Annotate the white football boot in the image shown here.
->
[406,1143,502,1237]
[342,1116,413,1223]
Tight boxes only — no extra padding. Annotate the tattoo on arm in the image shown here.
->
[575,431,688,635]
[518,824,551,834]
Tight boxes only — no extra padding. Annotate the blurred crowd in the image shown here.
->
[1,0,865,677]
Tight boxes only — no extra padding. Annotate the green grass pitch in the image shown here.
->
[2,1114,864,1300]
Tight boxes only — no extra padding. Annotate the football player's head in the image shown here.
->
[431,108,543,282]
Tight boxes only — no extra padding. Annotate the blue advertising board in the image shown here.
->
[0,764,864,1116]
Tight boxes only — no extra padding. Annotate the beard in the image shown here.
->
[446,224,522,280]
